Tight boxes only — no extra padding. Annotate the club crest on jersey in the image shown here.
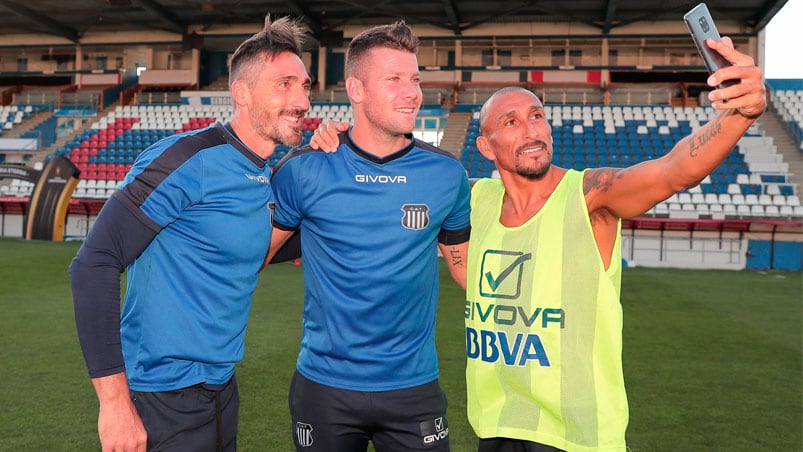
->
[295,422,314,447]
[401,204,429,230]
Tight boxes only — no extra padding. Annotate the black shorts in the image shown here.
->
[289,370,450,452]
[478,438,565,452]
[131,375,239,452]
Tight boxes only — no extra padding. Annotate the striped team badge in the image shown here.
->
[401,204,430,230]
[295,422,314,447]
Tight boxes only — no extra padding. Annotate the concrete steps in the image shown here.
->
[755,109,802,193]
[438,111,473,156]
[3,111,53,139]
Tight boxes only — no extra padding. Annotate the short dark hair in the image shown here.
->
[345,21,419,78]
[229,15,305,88]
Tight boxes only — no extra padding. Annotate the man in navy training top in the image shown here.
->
[70,15,310,452]
[266,21,471,452]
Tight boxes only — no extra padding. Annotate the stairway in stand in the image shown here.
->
[756,109,802,195]
[438,111,473,157]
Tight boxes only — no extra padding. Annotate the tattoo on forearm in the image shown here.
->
[449,248,464,267]
[583,168,622,195]
[689,120,722,157]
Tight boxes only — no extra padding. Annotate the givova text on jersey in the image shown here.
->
[465,302,564,367]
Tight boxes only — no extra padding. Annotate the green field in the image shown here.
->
[0,238,800,451]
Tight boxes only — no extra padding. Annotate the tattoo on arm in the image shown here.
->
[583,168,622,195]
[449,248,464,267]
[688,119,722,157]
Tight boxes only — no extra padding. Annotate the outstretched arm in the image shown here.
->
[586,37,766,219]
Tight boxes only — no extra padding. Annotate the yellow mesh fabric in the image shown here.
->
[465,173,627,451]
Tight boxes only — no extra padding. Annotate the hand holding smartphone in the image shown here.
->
[683,3,738,88]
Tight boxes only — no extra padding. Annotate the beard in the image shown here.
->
[514,140,552,180]
[250,107,304,146]
[517,161,551,180]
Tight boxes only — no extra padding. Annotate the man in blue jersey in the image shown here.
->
[465,38,765,452]
[69,16,310,452]
[266,21,471,452]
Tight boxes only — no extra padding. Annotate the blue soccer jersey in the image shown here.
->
[271,131,471,391]
[114,123,273,391]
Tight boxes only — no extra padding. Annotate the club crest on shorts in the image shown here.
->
[401,204,429,230]
[295,422,314,447]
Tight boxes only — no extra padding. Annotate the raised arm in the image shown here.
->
[585,37,766,219]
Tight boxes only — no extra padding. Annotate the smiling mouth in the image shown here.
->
[518,145,543,155]
[517,140,548,155]
[281,109,306,124]
[281,114,304,129]
[395,106,418,115]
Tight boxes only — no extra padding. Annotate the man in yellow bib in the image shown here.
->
[467,37,765,452]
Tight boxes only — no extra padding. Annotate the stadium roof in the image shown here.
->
[0,0,788,45]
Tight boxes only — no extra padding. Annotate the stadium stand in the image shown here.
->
[771,89,803,149]
[0,1,796,270]
[136,86,185,105]
[0,104,40,134]
[39,102,353,200]
[1,93,798,224]
[0,89,797,225]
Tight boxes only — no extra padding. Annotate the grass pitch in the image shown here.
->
[0,238,800,451]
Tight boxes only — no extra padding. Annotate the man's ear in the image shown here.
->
[476,135,496,161]
[345,77,363,104]
[231,79,251,108]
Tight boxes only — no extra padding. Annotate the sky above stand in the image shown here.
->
[764,0,803,79]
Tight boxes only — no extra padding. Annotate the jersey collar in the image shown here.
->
[216,122,268,168]
[343,128,416,165]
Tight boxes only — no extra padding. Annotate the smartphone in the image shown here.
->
[683,3,737,87]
